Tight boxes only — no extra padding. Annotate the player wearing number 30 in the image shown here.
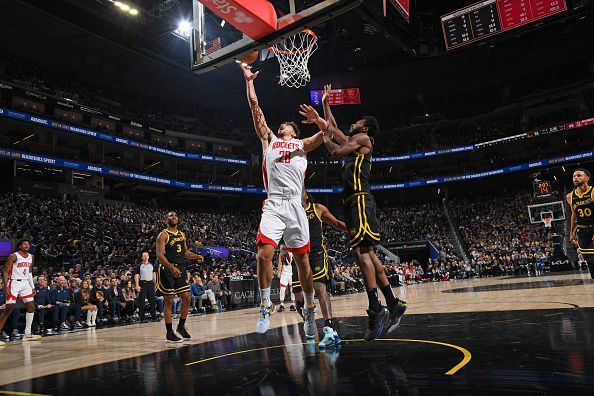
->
[0,239,41,346]
[567,168,594,278]
[241,65,325,337]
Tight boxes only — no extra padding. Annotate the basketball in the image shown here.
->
[239,51,259,65]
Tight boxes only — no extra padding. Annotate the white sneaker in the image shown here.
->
[302,306,317,339]
[22,333,41,342]
[318,326,340,348]
[0,340,5,347]
[256,304,275,334]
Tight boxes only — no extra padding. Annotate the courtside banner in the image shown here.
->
[0,107,248,166]
[1,146,592,194]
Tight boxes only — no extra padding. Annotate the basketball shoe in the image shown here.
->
[22,333,41,342]
[256,303,276,334]
[386,300,407,334]
[364,306,389,341]
[319,326,341,348]
[302,306,317,339]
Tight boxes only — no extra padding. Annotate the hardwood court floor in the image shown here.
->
[1,271,593,395]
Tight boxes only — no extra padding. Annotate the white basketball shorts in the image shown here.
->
[6,279,34,304]
[280,272,293,287]
[256,196,310,253]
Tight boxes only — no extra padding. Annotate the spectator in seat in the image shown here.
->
[190,274,215,313]
[51,276,72,331]
[218,274,232,310]
[34,275,54,335]
[73,279,98,327]
[91,277,106,322]
[106,278,126,323]
[122,281,137,320]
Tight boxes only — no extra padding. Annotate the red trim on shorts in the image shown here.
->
[279,283,287,288]
[288,242,310,255]
[256,227,278,248]
[20,293,34,299]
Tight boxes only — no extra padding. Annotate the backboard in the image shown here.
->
[190,0,364,73]
[527,201,566,225]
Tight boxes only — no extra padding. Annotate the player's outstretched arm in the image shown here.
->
[242,65,274,151]
[323,131,371,158]
[316,204,348,232]
[321,84,348,143]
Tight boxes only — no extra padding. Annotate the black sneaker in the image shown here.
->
[386,300,407,334]
[177,326,191,340]
[278,305,285,312]
[289,305,296,312]
[364,307,389,342]
[166,331,183,343]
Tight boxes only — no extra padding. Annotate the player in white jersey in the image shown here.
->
[277,243,295,312]
[0,239,41,346]
[241,65,324,336]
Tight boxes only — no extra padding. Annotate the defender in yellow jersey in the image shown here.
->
[287,192,347,348]
[156,211,204,343]
[300,85,406,342]
[567,168,594,278]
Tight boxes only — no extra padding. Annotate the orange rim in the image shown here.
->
[268,29,318,55]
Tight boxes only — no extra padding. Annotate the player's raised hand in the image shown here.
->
[299,104,320,124]
[196,255,205,264]
[322,84,331,103]
[241,64,259,81]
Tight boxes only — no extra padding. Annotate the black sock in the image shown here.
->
[165,322,173,333]
[178,317,186,328]
[366,288,382,312]
[380,284,398,307]
[324,319,333,328]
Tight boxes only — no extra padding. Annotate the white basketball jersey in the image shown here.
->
[262,135,307,196]
[11,252,32,280]
[281,252,294,275]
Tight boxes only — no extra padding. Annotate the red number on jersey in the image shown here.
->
[279,150,291,164]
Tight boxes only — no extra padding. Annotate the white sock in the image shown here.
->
[260,288,271,307]
[25,312,34,335]
[304,292,315,308]
[91,310,98,324]
[279,286,286,303]
[86,310,93,323]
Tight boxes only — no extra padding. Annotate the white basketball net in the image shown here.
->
[269,30,318,88]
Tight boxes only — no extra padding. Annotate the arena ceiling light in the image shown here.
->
[173,20,192,41]
[112,1,139,16]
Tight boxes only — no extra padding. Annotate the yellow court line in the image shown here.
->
[185,338,471,375]
[0,391,52,396]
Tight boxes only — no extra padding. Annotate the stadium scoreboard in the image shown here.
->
[441,0,567,50]
[533,180,553,197]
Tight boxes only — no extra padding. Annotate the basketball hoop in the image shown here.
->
[541,210,553,228]
[269,29,318,88]
[543,217,552,228]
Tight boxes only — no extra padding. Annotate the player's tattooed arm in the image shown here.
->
[323,132,371,158]
[316,204,348,232]
[241,65,274,151]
